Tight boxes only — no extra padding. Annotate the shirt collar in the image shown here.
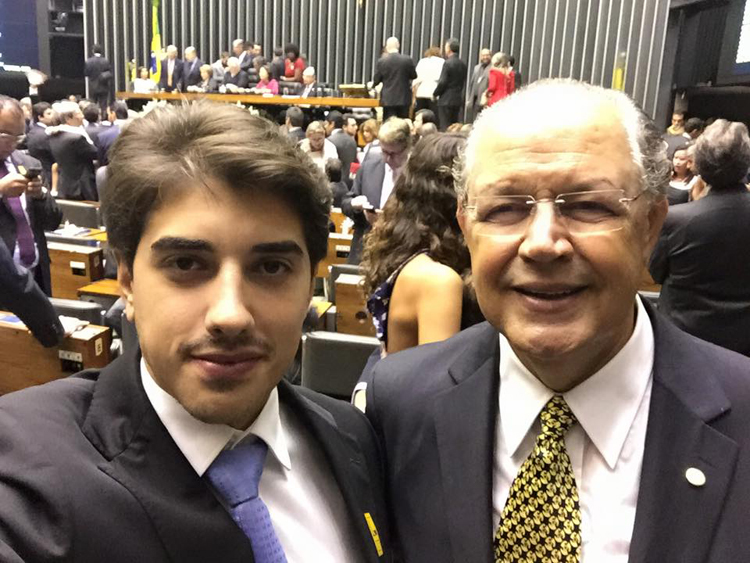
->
[499,296,654,469]
[140,358,291,476]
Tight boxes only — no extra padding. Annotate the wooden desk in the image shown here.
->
[334,274,376,337]
[0,312,112,395]
[316,233,353,278]
[330,209,347,234]
[77,279,121,310]
[310,300,333,330]
[48,242,105,299]
[117,91,380,109]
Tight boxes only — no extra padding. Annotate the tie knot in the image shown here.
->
[205,437,268,507]
[540,395,577,437]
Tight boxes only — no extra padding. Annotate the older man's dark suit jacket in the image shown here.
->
[341,153,386,264]
[373,53,417,108]
[366,305,750,563]
[0,349,393,562]
[159,58,185,91]
[650,185,750,356]
[0,151,62,296]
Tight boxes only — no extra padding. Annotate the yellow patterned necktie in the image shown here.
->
[494,395,582,563]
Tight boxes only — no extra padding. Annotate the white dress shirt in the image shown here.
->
[140,360,361,562]
[379,164,395,208]
[493,297,654,562]
[2,156,39,269]
[414,56,445,99]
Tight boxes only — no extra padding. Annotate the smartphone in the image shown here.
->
[23,165,42,180]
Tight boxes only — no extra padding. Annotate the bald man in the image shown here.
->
[372,37,417,121]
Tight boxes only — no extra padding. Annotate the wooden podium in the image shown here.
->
[0,312,112,395]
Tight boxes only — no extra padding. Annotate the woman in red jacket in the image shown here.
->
[484,52,515,107]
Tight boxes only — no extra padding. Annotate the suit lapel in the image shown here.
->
[278,382,387,563]
[82,351,255,563]
[629,308,739,563]
[434,323,499,563]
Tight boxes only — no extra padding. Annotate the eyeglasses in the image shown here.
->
[0,133,25,145]
[462,189,647,237]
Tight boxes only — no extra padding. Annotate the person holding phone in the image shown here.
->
[0,96,63,297]
[342,117,413,264]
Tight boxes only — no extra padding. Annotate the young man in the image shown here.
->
[0,102,391,562]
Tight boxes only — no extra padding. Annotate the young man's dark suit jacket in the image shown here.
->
[48,129,99,201]
[95,123,122,166]
[159,57,185,91]
[650,184,750,356]
[0,349,393,562]
[366,304,750,562]
[373,53,417,109]
[328,129,358,187]
[24,123,55,188]
[341,152,386,264]
[0,151,62,296]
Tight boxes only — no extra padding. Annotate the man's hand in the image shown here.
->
[350,195,371,211]
[0,173,29,198]
[26,176,44,199]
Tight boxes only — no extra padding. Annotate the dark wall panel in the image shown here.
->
[83,0,670,117]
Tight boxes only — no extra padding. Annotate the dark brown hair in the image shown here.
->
[361,133,470,296]
[102,101,331,270]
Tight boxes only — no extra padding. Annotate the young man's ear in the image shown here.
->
[117,259,136,322]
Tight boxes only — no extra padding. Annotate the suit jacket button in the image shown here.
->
[685,467,706,487]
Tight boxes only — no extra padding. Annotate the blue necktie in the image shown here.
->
[205,438,288,563]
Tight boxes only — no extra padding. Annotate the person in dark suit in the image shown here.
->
[366,79,750,562]
[433,38,468,131]
[373,37,417,120]
[84,44,112,114]
[0,238,64,347]
[96,101,129,166]
[48,101,99,201]
[467,48,492,121]
[342,117,412,264]
[223,57,249,91]
[159,45,184,92]
[0,96,63,298]
[0,101,393,562]
[325,158,348,207]
[326,110,358,187]
[82,102,103,145]
[182,46,203,89]
[650,119,750,356]
[25,102,56,188]
[285,106,306,143]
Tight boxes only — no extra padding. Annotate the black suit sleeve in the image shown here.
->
[30,193,63,232]
[0,241,63,347]
[433,62,449,98]
[372,60,383,89]
[649,214,672,284]
[341,167,365,221]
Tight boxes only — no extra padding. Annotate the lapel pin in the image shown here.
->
[685,467,706,487]
[364,512,384,557]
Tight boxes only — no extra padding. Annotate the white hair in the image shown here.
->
[458,79,669,201]
[385,37,400,53]
[53,101,80,123]
[227,57,240,68]
[184,46,196,55]
[166,45,178,54]
[303,67,316,77]
[232,39,244,47]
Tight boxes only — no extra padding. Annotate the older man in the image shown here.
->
[342,117,411,264]
[467,48,492,121]
[47,101,98,201]
[0,101,392,562]
[372,37,417,120]
[0,96,62,297]
[183,46,203,88]
[366,79,750,562]
[159,45,184,92]
[222,57,249,91]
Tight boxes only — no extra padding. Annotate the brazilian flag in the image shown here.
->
[150,0,163,83]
